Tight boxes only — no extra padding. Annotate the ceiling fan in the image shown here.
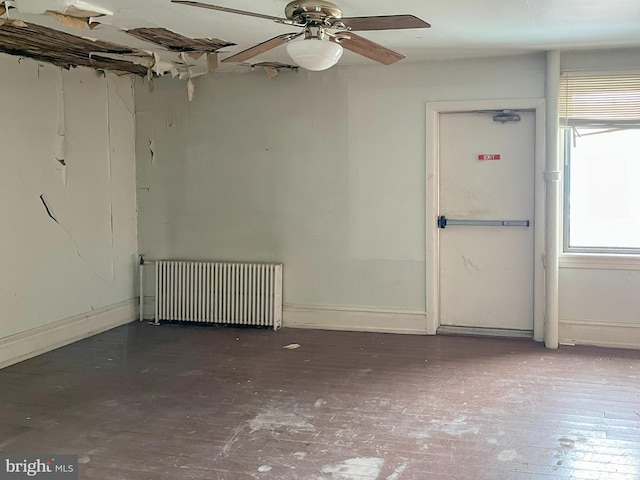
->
[171,0,431,71]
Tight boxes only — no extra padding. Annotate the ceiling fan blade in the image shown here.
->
[222,32,301,63]
[340,15,430,31]
[171,1,286,23]
[335,32,405,65]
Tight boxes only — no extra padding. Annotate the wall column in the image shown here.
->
[544,50,561,349]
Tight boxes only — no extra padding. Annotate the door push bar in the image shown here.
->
[438,215,530,229]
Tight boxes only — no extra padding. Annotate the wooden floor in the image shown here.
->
[1,323,640,479]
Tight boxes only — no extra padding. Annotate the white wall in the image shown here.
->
[135,50,640,346]
[558,48,640,348]
[135,53,545,331]
[0,54,138,350]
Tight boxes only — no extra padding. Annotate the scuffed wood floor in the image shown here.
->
[1,322,640,479]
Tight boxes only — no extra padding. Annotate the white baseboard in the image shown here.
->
[141,297,429,334]
[437,325,534,339]
[0,299,138,369]
[283,304,429,335]
[560,319,640,350]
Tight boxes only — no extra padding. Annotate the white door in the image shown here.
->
[438,111,535,333]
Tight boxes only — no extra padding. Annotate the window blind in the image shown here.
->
[559,72,640,127]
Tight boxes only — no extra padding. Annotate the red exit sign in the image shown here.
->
[478,154,501,160]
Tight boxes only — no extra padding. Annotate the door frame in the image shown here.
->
[425,99,546,341]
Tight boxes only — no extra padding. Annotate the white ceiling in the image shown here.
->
[10,0,640,71]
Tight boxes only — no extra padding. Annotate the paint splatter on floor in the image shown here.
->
[498,449,519,462]
[248,411,315,433]
[322,457,385,479]
[386,463,408,480]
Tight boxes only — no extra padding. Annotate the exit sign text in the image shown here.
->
[478,154,501,160]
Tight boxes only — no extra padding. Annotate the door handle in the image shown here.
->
[438,215,529,229]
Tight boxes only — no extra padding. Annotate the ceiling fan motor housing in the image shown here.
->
[285,0,343,25]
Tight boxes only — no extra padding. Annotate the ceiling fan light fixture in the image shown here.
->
[286,38,343,71]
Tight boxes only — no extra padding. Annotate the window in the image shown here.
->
[560,72,640,254]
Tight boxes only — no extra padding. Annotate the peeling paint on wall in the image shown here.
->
[105,76,116,284]
[0,55,137,339]
[148,139,156,165]
[186,77,194,101]
[54,67,67,184]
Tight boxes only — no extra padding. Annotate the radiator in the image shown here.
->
[154,261,283,330]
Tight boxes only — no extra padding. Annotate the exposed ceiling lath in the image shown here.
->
[0,18,151,75]
[126,27,234,53]
[249,61,298,70]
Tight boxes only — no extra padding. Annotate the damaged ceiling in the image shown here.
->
[126,27,233,54]
[0,18,151,75]
[0,1,243,79]
[2,0,640,81]
[0,0,303,81]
